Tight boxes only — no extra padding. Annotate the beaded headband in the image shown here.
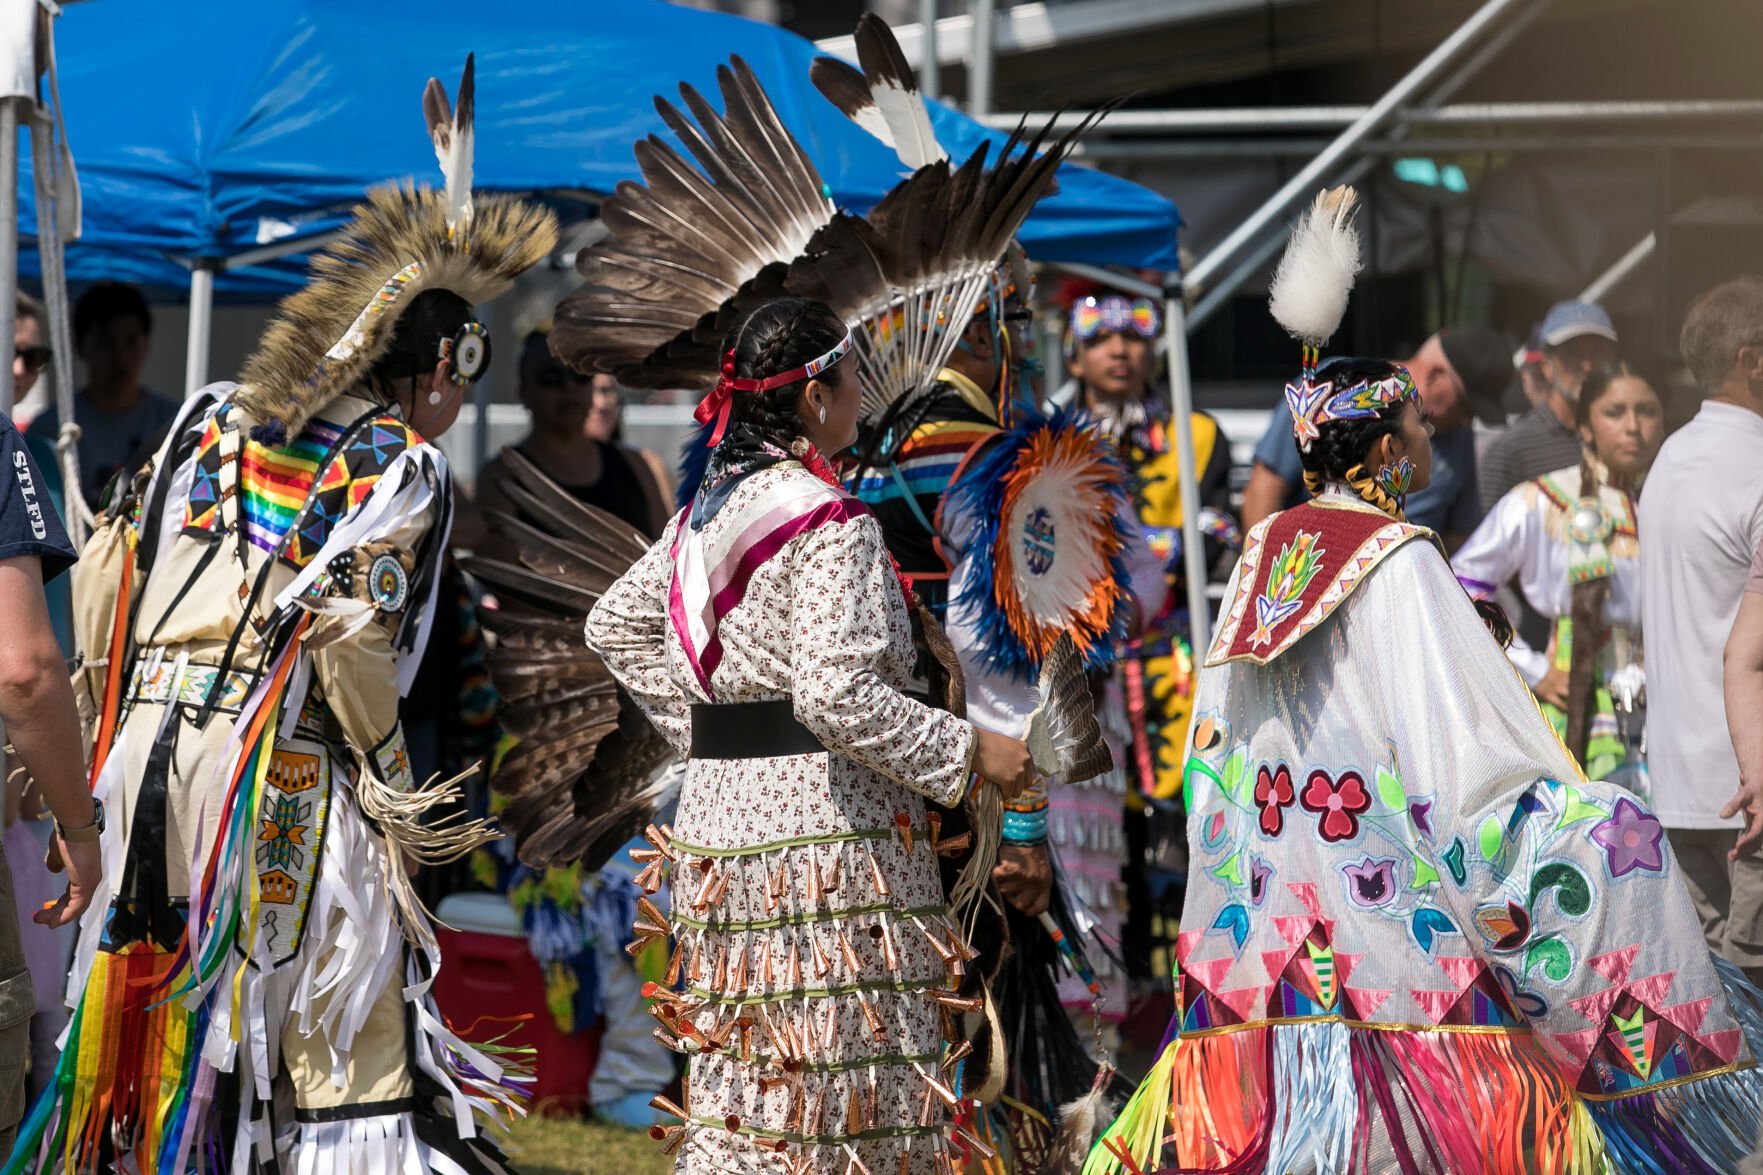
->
[1284,347,1418,450]
[694,328,856,446]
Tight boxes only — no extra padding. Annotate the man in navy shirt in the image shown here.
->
[1240,326,1511,549]
[0,413,102,1150]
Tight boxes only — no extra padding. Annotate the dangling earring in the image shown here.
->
[1375,455,1414,503]
[818,404,827,425]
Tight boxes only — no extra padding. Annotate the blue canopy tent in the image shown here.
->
[14,0,1201,649]
[19,0,1179,304]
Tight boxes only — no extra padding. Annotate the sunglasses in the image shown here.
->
[1069,295,1161,342]
[16,345,51,374]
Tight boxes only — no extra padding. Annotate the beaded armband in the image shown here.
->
[1002,795,1050,846]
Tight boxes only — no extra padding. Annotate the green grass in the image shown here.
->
[496,1112,673,1175]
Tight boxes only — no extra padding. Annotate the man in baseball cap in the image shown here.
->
[1243,324,1513,549]
[1478,300,1619,511]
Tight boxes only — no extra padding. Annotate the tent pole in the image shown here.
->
[185,263,215,398]
[919,0,940,102]
[1163,285,1209,660]
[968,0,993,118]
[0,98,19,418]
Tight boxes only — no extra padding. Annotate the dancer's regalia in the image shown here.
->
[1086,189,1763,1175]
[461,16,1119,1173]
[1453,456,1646,786]
[11,61,558,1174]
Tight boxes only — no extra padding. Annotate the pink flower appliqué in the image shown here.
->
[1254,763,1296,837]
[1300,769,1371,843]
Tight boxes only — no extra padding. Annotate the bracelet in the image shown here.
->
[1001,806,1049,846]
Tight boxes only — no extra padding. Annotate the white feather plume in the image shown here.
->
[423,54,476,232]
[1267,185,1362,348]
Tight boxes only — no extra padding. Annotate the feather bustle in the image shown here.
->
[467,447,672,870]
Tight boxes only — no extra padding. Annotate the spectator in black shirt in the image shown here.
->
[0,416,103,1150]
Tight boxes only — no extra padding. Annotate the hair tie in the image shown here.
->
[694,332,855,449]
[693,350,741,448]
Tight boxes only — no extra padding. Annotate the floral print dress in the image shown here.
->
[588,461,981,1174]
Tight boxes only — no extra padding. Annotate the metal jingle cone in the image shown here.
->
[836,928,864,974]
[895,812,914,855]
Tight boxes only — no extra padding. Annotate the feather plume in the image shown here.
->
[461,447,673,869]
[1023,633,1112,783]
[812,13,946,171]
[1268,185,1363,348]
[423,54,476,231]
[1048,1081,1112,1174]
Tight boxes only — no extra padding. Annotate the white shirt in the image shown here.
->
[1452,465,1643,687]
[1639,400,1763,828]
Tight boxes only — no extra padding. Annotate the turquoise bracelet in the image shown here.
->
[1002,806,1049,845]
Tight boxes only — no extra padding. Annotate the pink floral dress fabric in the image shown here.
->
[588,463,979,1174]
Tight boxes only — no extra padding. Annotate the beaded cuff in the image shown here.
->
[1001,805,1049,846]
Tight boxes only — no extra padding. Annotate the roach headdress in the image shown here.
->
[233,56,559,444]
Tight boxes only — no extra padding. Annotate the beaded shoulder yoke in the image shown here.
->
[1208,498,1439,668]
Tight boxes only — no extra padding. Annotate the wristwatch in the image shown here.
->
[56,798,105,844]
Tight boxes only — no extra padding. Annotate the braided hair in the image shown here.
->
[1294,356,1408,517]
[1294,355,1514,646]
[1561,362,1647,760]
[723,297,850,449]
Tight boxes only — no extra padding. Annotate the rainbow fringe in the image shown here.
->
[8,621,305,1173]
[1084,998,1763,1175]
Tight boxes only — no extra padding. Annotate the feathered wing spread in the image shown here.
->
[554,18,1110,422]
[550,56,836,389]
[460,448,673,869]
[789,106,1111,422]
[1268,185,1362,348]
[1024,633,1112,783]
[811,12,946,170]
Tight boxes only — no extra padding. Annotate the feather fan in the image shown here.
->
[811,12,946,170]
[459,447,673,869]
[1267,185,1363,348]
[1023,633,1112,784]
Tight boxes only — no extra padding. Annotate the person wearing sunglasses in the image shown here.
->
[469,331,669,551]
[10,291,53,425]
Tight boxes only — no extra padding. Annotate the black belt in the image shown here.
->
[690,699,826,759]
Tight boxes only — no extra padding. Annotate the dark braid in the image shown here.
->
[1295,356,1407,516]
[724,297,850,449]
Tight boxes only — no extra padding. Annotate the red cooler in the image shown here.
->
[433,891,600,1113]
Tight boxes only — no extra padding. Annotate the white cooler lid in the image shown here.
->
[435,891,524,937]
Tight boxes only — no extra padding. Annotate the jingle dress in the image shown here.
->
[1453,462,1645,784]
[588,451,982,1174]
[1086,484,1763,1175]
